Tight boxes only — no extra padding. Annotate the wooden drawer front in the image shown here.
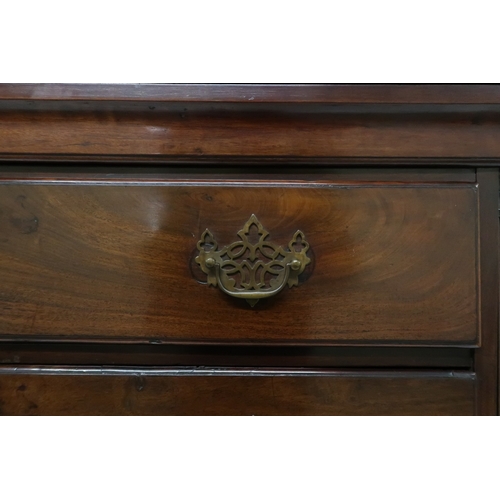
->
[0,368,475,416]
[0,182,478,345]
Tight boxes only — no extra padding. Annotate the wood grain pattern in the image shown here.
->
[0,85,496,415]
[0,182,478,345]
[0,368,476,416]
[1,109,500,160]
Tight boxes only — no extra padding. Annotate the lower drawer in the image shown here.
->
[0,368,475,415]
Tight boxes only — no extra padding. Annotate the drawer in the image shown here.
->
[0,179,478,345]
[0,368,476,416]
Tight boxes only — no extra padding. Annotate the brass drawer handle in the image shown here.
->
[195,214,311,307]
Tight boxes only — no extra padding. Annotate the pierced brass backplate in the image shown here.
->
[195,214,311,307]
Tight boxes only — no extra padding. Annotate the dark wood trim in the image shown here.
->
[2,107,500,159]
[0,155,499,166]
[0,337,480,348]
[0,366,476,378]
[0,343,473,369]
[0,166,477,183]
[476,168,499,415]
[1,84,500,104]
[0,366,476,416]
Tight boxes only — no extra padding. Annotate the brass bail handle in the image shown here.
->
[195,214,311,307]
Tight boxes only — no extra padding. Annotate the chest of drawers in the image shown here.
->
[0,84,498,415]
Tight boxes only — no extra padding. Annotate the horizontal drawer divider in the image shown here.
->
[0,365,477,379]
[0,344,473,369]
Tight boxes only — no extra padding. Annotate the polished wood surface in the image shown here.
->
[0,85,497,415]
[0,368,476,416]
[0,166,478,183]
[1,84,500,104]
[1,108,500,161]
[0,182,478,345]
[476,169,499,415]
[1,85,500,163]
